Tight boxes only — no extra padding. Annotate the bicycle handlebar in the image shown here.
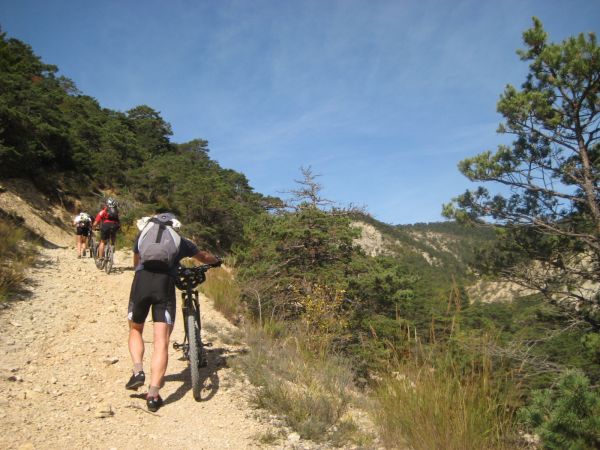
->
[174,262,221,291]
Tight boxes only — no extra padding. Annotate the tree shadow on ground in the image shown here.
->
[5,256,58,303]
[40,239,67,249]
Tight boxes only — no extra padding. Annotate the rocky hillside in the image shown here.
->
[350,216,545,303]
[352,215,494,276]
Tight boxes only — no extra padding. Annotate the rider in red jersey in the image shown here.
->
[93,198,120,263]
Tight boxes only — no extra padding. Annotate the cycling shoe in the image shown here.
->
[125,371,145,390]
[146,394,163,412]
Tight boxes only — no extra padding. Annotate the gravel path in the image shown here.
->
[0,246,276,450]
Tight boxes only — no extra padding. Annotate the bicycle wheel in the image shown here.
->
[89,235,96,259]
[186,313,203,401]
[95,244,104,269]
[105,244,114,274]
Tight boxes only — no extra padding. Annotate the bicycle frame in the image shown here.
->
[95,226,117,271]
[173,265,215,361]
[178,283,203,359]
[104,241,114,273]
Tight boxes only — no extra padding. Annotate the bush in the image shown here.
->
[236,326,355,442]
[519,370,600,450]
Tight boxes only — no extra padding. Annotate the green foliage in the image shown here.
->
[461,296,600,387]
[124,141,269,250]
[357,213,496,289]
[0,28,167,183]
[0,31,69,176]
[235,171,361,321]
[444,18,600,322]
[126,105,174,159]
[0,30,273,251]
[519,371,600,450]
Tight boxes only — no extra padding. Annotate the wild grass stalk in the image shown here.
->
[372,344,520,450]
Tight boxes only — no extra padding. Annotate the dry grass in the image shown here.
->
[236,326,358,442]
[0,219,37,301]
[371,348,520,450]
[201,264,242,323]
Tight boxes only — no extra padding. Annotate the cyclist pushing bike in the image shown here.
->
[126,212,220,412]
[93,198,120,266]
[73,211,92,258]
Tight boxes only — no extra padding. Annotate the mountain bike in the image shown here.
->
[95,238,115,273]
[103,240,115,274]
[173,263,221,401]
[95,225,117,273]
[87,229,97,260]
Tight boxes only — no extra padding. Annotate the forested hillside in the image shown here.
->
[1,20,599,450]
[0,29,276,251]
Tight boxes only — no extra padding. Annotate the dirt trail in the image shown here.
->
[0,245,281,450]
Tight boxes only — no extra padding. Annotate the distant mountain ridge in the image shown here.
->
[348,215,549,304]
[352,214,496,282]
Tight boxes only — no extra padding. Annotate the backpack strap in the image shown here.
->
[149,217,173,227]
[155,223,166,243]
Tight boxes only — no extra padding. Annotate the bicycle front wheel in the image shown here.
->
[186,313,203,401]
[105,244,114,274]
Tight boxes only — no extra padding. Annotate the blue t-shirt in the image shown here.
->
[133,233,199,276]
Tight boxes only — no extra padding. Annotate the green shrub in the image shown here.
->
[519,370,600,450]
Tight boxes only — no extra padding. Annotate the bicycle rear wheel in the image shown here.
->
[105,244,114,274]
[186,313,204,401]
[95,244,105,269]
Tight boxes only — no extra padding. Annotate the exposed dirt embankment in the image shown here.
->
[0,179,76,246]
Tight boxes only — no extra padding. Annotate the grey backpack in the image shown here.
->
[138,215,181,271]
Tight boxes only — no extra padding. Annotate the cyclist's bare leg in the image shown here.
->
[76,235,82,257]
[81,233,88,254]
[98,240,106,259]
[128,321,145,367]
[150,322,174,390]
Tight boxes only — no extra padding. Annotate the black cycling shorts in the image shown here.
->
[76,225,91,236]
[128,270,176,325]
[100,222,119,241]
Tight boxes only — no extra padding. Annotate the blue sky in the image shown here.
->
[1,0,599,224]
